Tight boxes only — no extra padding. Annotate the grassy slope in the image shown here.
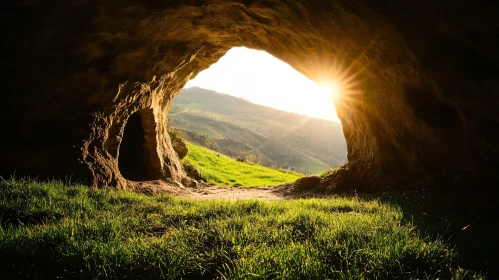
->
[183,142,302,186]
[0,179,479,279]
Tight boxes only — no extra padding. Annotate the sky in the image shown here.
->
[184,47,341,123]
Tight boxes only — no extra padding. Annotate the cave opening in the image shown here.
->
[170,47,347,186]
[118,109,162,181]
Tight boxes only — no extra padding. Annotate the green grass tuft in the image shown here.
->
[0,178,480,279]
[183,142,302,186]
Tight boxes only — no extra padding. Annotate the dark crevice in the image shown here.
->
[118,109,162,181]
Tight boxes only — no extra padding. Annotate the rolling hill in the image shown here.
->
[170,87,347,174]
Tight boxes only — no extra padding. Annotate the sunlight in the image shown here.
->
[185,47,342,123]
[317,80,342,103]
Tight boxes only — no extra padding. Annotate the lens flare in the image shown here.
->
[316,80,342,103]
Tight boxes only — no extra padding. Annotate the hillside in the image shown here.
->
[170,87,347,174]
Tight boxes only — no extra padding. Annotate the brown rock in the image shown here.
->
[1,0,498,197]
[172,137,188,160]
[181,176,199,188]
[293,176,322,190]
[188,168,203,181]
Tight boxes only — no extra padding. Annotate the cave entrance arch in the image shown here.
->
[118,109,163,181]
[4,1,491,191]
[171,47,348,182]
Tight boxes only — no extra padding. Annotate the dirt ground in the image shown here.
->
[133,179,304,200]
[187,185,286,200]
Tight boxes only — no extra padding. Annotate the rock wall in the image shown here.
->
[2,0,498,190]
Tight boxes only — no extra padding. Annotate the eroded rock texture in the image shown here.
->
[2,0,498,190]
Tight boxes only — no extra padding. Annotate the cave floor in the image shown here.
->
[1,178,492,278]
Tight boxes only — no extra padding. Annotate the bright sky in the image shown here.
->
[185,47,341,123]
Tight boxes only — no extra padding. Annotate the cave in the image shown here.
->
[1,1,498,195]
[118,109,163,182]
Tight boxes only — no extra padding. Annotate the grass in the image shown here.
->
[183,142,302,186]
[0,178,480,279]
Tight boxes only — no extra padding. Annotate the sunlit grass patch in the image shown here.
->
[183,142,302,186]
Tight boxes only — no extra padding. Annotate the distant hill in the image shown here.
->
[169,87,347,174]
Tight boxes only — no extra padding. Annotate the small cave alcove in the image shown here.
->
[118,109,163,182]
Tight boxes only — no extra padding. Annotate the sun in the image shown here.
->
[316,81,342,103]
